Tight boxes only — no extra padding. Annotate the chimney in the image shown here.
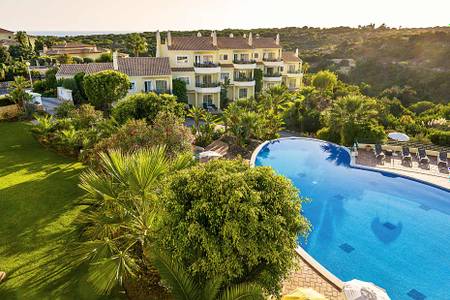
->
[155,30,161,57]
[248,32,253,46]
[229,33,234,38]
[295,48,299,57]
[112,51,119,70]
[197,32,202,37]
[212,31,217,46]
[275,33,280,45]
[167,31,172,46]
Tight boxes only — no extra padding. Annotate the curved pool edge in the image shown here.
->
[250,137,450,192]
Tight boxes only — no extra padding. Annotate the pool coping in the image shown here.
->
[250,137,450,192]
[250,136,450,297]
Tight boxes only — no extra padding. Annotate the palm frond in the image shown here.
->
[98,149,129,185]
[128,147,169,195]
[200,277,223,300]
[218,283,264,300]
[148,248,200,300]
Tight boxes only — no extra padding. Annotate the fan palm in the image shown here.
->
[259,85,290,114]
[147,248,264,300]
[71,147,195,294]
[188,106,206,134]
[329,95,379,145]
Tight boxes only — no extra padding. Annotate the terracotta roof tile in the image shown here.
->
[118,57,171,76]
[171,67,195,72]
[168,35,281,50]
[56,57,171,77]
[0,28,14,34]
[217,37,252,49]
[169,37,217,50]
[282,51,301,62]
[57,64,88,76]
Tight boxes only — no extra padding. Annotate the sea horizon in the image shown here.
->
[28,31,136,37]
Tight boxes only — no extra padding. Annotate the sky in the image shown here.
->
[1,0,449,32]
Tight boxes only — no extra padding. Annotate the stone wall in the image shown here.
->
[282,249,346,299]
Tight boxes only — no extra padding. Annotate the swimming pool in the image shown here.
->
[254,138,450,300]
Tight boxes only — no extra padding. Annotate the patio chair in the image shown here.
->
[417,148,430,166]
[373,144,385,161]
[437,151,448,169]
[401,146,412,165]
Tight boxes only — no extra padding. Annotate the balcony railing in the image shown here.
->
[234,76,254,82]
[263,73,282,77]
[195,82,221,88]
[194,62,219,68]
[287,70,302,74]
[233,59,256,64]
[263,58,282,62]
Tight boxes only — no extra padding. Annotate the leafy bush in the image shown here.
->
[55,101,76,118]
[111,92,183,124]
[68,104,103,129]
[84,70,130,111]
[172,78,187,103]
[429,130,450,146]
[156,159,311,295]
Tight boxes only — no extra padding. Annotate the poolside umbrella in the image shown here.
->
[281,288,327,300]
[344,279,390,300]
[388,132,410,142]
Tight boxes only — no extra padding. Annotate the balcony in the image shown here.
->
[233,76,256,87]
[194,62,221,74]
[233,59,257,69]
[286,70,303,77]
[262,58,284,67]
[195,82,221,93]
[263,73,282,82]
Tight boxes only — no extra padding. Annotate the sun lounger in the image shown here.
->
[401,146,412,165]
[417,148,430,165]
[437,151,448,168]
[374,144,385,161]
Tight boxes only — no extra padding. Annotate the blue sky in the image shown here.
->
[1,0,449,31]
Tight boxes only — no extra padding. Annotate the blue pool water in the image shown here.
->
[254,138,450,300]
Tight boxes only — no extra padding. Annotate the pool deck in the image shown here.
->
[355,149,450,190]
[282,248,346,299]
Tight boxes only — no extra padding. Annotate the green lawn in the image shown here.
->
[0,122,114,299]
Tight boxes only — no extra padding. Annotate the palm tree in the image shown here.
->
[329,95,378,145]
[9,76,31,109]
[187,106,206,135]
[71,147,194,294]
[148,248,264,300]
[259,85,290,114]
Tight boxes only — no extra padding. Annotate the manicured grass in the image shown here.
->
[0,122,115,299]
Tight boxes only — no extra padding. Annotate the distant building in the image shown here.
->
[0,27,36,49]
[56,52,172,95]
[57,31,304,110]
[156,31,303,109]
[41,42,127,61]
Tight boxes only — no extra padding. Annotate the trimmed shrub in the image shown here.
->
[429,130,450,146]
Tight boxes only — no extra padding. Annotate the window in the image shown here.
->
[241,53,249,61]
[289,79,296,89]
[253,53,259,59]
[233,53,239,61]
[203,94,213,105]
[220,72,229,81]
[129,81,136,91]
[203,55,213,63]
[176,55,188,64]
[177,76,190,85]
[144,81,153,92]
[156,80,168,92]
[220,54,228,60]
[288,65,296,72]
[239,88,248,99]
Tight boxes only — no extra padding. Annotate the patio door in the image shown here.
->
[144,81,153,92]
